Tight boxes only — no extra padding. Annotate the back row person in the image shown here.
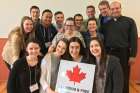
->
[83,5,96,31]
[35,9,57,55]
[74,13,85,32]
[99,1,138,93]
[53,11,65,33]
[30,5,40,25]
[98,0,111,34]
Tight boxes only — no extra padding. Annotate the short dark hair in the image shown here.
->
[65,17,74,25]
[87,17,97,26]
[30,5,40,13]
[25,38,40,48]
[86,5,95,12]
[66,17,74,21]
[69,37,85,56]
[74,13,83,20]
[42,9,52,16]
[98,0,110,8]
[54,11,63,16]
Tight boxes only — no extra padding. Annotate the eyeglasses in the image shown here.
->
[75,19,83,21]
[65,24,74,27]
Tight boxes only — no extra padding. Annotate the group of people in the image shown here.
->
[2,0,138,93]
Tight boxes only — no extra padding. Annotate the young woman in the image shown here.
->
[40,38,69,93]
[48,17,85,53]
[89,37,123,93]
[20,16,36,55]
[7,39,42,93]
[67,37,87,63]
[2,16,36,70]
[81,17,103,48]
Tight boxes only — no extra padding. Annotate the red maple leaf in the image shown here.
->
[66,65,86,85]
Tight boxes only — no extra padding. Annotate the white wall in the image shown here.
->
[0,0,139,38]
[0,0,99,38]
[121,0,140,37]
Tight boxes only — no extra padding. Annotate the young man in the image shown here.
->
[103,2,138,93]
[30,5,40,23]
[74,13,85,32]
[54,11,64,32]
[35,9,57,55]
[98,0,111,34]
[83,5,96,31]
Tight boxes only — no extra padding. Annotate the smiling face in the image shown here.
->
[26,42,40,58]
[55,13,64,25]
[74,15,83,28]
[88,20,97,32]
[64,20,75,33]
[23,19,34,33]
[86,7,95,18]
[110,2,121,17]
[55,40,67,57]
[69,42,81,60]
[99,4,110,16]
[90,40,101,58]
[30,8,40,22]
[42,12,53,26]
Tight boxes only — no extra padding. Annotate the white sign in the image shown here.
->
[55,60,96,93]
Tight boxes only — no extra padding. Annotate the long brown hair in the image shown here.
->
[20,16,36,48]
[89,37,107,78]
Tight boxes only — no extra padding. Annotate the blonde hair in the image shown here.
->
[8,26,24,49]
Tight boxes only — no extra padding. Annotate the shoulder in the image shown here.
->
[41,53,53,66]
[43,53,52,62]
[75,31,82,37]
[13,56,26,69]
[121,16,135,23]
[56,32,64,36]
[49,24,57,31]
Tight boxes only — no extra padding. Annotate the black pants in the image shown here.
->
[106,47,130,93]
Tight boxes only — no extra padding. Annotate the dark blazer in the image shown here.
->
[91,55,124,93]
[104,55,124,93]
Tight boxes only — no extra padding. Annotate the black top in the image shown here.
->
[104,55,123,93]
[102,16,138,57]
[7,56,42,93]
[81,31,104,48]
[35,23,57,55]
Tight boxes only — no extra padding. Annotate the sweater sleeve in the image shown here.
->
[40,58,49,91]
[129,18,138,57]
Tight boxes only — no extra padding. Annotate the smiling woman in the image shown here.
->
[7,38,43,93]
[89,37,124,93]
[40,38,69,93]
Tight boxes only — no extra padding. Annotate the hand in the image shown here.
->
[48,45,55,53]
[128,57,136,66]
[46,87,58,93]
